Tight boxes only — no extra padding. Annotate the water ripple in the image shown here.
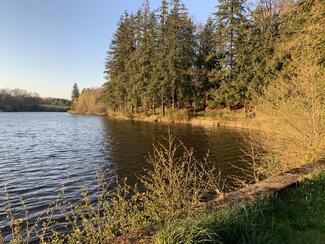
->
[0,112,247,241]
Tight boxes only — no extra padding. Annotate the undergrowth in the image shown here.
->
[154,169,325,244]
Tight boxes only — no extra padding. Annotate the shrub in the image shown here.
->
[249,58,325,176]
[72,88,107,115]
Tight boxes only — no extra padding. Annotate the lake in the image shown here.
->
[0,112,248,240]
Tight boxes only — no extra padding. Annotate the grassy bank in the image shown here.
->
[68,110,106,116]
[105,108,262,130]
[155,169,325,243]
[37,104,70,112]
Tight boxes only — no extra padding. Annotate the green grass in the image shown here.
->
[38,104,70,112]
[154,170,325,244]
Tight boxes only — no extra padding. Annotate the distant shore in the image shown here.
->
[1,104,70,112]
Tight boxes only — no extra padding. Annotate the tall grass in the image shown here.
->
[165,109,191,121]
[154,170,325,244]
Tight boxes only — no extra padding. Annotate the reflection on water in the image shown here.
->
[0,112,248,239]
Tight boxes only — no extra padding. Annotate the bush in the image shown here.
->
[249,58,325,176]
[72,88,107,115]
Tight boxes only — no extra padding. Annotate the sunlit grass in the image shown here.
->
[38,104,70,112]
[154,170,325,243]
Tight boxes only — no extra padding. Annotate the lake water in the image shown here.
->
[0,112,248,240]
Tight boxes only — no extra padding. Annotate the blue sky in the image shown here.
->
[0,0,217,99]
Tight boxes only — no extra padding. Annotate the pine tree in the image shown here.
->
[128,1,157,113]
[151,0,170,115]
[165,0,196,109]
[177,3,196,107]
[102,12,136,111]
[71,83,80,101]
[127,9,143,112]
[193,17,219,109]
[214,0,247,83]
[246,0,282,96]
[146,12,159,113]
[210,0,248,108]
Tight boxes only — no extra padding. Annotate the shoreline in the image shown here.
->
[131,116,261,130]
[69,109,262,130]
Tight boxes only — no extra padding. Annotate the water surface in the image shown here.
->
[0,112,248,239]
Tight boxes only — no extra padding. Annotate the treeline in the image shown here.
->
[42,97,70,107]
[0,88,40,111]
[101,0,301,114]
[0,88,70,112]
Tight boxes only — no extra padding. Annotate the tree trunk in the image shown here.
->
[162,101,165,117]
[172,85,177,110]
[153,101,156,115]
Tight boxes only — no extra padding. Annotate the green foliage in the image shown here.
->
[208,82,245,109]
[154,170,325,243]
[102,12,136,111]
[102,0,196,113]
[192,18,218,109]
[213,0,247,83]
[38,104,70,112]
[100,0,324,115]
[71,83,80,102]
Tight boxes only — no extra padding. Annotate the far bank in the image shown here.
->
[69,107,262,131]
